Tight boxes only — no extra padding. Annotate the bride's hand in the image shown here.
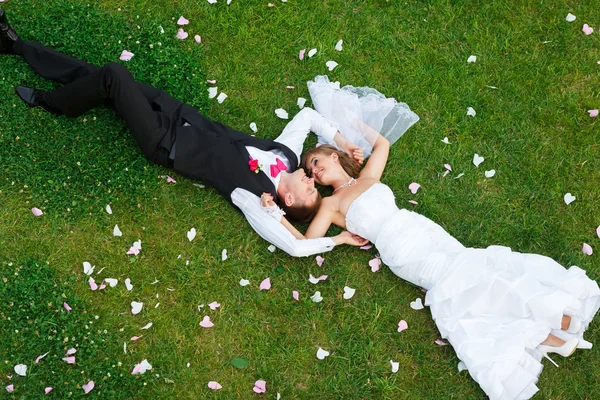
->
[260,192,276,207]
[341,142,364,165]
[337,231,369,247]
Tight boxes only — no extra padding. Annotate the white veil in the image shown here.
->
[307,75,419,157]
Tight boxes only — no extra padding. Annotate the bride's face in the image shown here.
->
[305,151,340,186]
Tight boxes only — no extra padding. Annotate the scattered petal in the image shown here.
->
[131,301,143,315]
[45,387,53,394]
[221,249,228,261]
[316,347,330,360]
[119,50,134,61]
[408,200,418,205]
[309,274,328,284]
[141,322,153,330]
[410,298,424,310]
[443,170,450,177]
[6,385,14,393]
[588,109,599,117]
[83,261,94,275]
[166,175,176,183]
[466,107,476,117]
[444,163,452,171]
[368,257,381,272]
[297,97,306,109]
[113,224,123,236]
[177,16,189,25]
[239,278,250,286]
[105,204,113,214]
[250,122,258,133]
[565,13,576,22]
[299,49,306,60]
[335,39,343,51]
[467,55,477,63]
[360,244,372,250]
[473,154,485,167]
[408,182,420,194]
[176,28,189,40]
[132,359,153,375]
[253,380,267,393]
[582,243,593,255]
[31,207,43,216]
[62,356,76,364]
[308,48,317,57]
[316,255,325,266]
[343,286,356,299]
[435,339,448,346]
[597,226,600,239]
[208,301,221,310]
[326,60,339,71]
[88,277,98,291]
[66,348,77,356]
[63,302,72,311]
[582,24,594,35]
[126,246,140,255]
[564,193,576,205]
[390,360,400,373]
[458,361,468,372]
[454,173,465,179]
[208,381,222,390]
[441,137,451,144]
[267,244,276,252]
[292,290,300,301]
[35,352,49,363]
[484,169,496,178]
[199,316,214,328]
[104,278,118,287]
[311,291,323,302]
[125,278,133,291]
[285,85,295,89]
[131,335,142,340]
[217,92,228,104]
[275,108,289,119]
[208,87,218,99]
[82,380,95,394]
[187,228,197,242]
[260,278,271,290]
[206,79,217,84]
[397,320,408,332]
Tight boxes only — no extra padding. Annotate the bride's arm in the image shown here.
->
[356,122,390,181]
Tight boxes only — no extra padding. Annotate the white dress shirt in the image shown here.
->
[230,107,339,257]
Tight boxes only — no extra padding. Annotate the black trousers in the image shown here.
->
[13,39,179,166]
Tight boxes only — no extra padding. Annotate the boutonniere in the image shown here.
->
[248,157,263,174]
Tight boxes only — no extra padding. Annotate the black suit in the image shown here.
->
[13,39,298,203]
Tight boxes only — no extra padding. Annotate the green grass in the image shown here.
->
[1,0,599,398]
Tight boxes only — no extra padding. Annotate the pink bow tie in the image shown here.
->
[270,158,288,178]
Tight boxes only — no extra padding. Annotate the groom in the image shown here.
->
[0,9,364,257]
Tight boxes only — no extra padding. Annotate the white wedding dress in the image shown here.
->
[345,183,600,400]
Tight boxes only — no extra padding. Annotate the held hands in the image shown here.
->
[341,141,364,165]
[336,230,369,247]
[260,192,276,207]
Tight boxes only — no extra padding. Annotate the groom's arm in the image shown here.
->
[231,188,341,257]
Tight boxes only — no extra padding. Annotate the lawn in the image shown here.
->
[1,0,599,398]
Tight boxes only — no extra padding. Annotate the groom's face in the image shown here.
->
[288,169,318,205]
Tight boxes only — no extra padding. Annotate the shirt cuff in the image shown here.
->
[261,204,286,222]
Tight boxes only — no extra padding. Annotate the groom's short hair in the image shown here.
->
[281,193,322,222]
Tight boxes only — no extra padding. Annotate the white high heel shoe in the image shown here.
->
[566,316,582,334]
[537,338,579,367]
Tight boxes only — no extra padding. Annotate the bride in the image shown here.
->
[265,76,600,400]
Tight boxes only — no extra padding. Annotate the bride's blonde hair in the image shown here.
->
[301,145,360,180]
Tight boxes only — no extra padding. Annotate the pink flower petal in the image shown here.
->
[119,50,134,61]
[82,381,94,394]
[299,49,306,60]
[31,207,43,216]
[292,290,299,301]
[208,381,222,390]
[35,352,49,363]
[199,315,214,328]
[208,301,220,310]
[45,387,53,394]
[98,281,106,290]
[207,79,217,84]
[194,34,201,44]
[316,255,325,266]
[6,385,14,393]
[368,257,381,272]
[130,336,142,341]
[360,244,372,250]
[66,348,77,356]
[408,182,420,194]
[88,277,98,291]
[253,379,267,393]
[435,339,448,346]
[259,277,271,290]
[588,109,599,117]
[444,163,452,171]
[166,175,177,183]
[176,28,189,40]
[582,24,594,35]
[397,320,408,332]
[63,302,72,311]
[62,356,76,364]
[177,16,189,25]
[582,243,593,255]
[597,226,600,239]
[285,85,295,89]
[126,246,140,255]
[408,200,418,205]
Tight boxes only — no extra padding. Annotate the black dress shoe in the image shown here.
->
[16,86,63,115]
[0,9,19,53]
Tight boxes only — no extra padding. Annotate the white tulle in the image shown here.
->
[307,76,420,157]
[345,183,600,400]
